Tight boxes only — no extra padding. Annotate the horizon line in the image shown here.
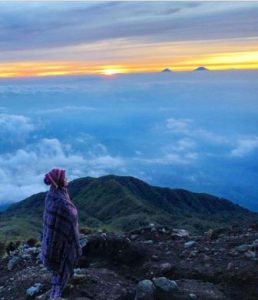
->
[0,65,258,79]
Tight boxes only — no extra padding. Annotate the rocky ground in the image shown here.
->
[0,223,258,300]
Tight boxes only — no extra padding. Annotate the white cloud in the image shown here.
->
[231,136,258,157]
[0,138,126,204]
[166,138,196,152]
[163,117,229,145]
[194,129,229,144]
[165,118,191,133]
[133,151,198,166]
[136,126,200,166]
[37,105,95,114]
[89,155,125,170]
[0,113,34,144]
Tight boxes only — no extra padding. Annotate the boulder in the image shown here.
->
[207,228,229,240]
[171,229,190,239]
[244,250,256,259]
[151,255,159,261]
[252,239,258,249]
[235,244,250,253]
[26,282,44,297]
[184,241,196,249]
[71,273,87,284]
[152,277,178,300]
[24,246,40,255]
[135,279,155,300]
[159,262,174,274]
[142,240,154,245]
[7,255,21,271]
[73,268,88,274]
[82,233,147,265]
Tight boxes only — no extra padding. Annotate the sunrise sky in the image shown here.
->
[1,1,258,77]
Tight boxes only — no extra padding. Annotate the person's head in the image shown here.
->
[44,168,68,190]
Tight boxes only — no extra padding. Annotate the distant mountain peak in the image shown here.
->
[161,68,172,73]
[194,66,209,71]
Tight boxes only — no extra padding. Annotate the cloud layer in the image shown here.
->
[0,71,257,211]
[0,136,126,204]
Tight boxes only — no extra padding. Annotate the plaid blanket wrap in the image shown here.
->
[40,188,82,273]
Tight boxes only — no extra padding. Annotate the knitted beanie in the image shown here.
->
[44,168,66,189]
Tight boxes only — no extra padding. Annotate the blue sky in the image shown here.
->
[1,2,257,51]
[0,1,258,74]
[0,2,258,212]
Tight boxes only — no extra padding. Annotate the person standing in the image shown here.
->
[40,168,82,300]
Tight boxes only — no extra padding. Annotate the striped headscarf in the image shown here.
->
[44,168,67,190]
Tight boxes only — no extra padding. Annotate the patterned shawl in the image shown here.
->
[40,187,82,273]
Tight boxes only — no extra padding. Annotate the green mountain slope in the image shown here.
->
[0,175,257,242]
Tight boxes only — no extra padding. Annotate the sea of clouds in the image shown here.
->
[0,71,258,211]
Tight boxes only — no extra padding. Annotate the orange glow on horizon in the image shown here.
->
[0,50,258,78]
[100,67,128,76]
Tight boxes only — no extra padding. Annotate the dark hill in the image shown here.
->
[194,66,209,71]
[0,175,257,242]
[161,68,172,73]
[0,203,11,212]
